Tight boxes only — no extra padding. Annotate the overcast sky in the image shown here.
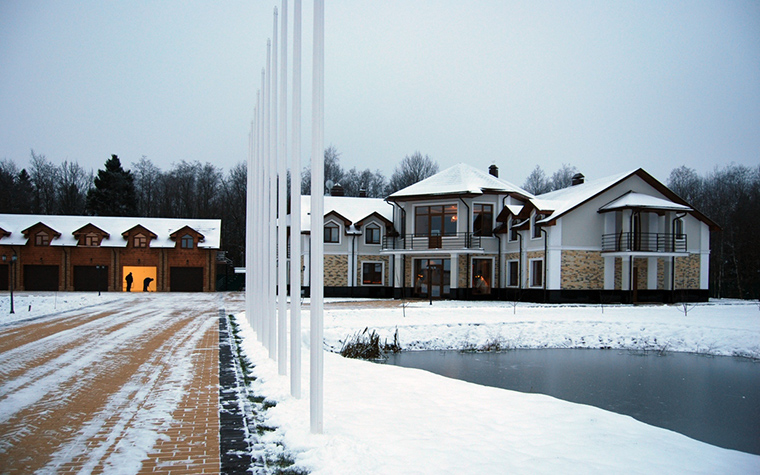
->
[1,1,758,186]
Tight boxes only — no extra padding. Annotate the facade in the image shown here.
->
[0,215,221,292]
[295,164,717,303]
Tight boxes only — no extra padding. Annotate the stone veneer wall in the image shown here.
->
[561,250,603,290]
[324,254,348,287]
[356,255,390,286]
[675,253,700,289]
[657,258,665,290]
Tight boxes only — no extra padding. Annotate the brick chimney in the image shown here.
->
[572,173,585,186]
[330,183,345,196]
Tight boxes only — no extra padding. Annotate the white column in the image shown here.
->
[268,7,279,359]
[310,0,325,435]
[450,253,459,291]
[290,0,303,399]
[277,0,289,376]
[648,257,658,290]
[262,45,271,347]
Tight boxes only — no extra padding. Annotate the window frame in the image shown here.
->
[529,259,544,288]
[365,224,381,245]
[531,214,543,240]
[361,261,384,286]
[473,203,494,236]
[507,260,520,287]
[181,234,194,249]
[35,232,50,246]
[133,233,148,248]
[414,204,458,237]
[471,257,493,295]
[324,221,340,244]
[84,233,100,247]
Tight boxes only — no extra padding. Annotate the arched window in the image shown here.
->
[181,234,194,249]
[133,233,148,248]
[35,231,49,246]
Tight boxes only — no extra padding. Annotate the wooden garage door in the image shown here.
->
[170,267,204,292]
[24,265,59,291]
[0,264,8,291]
[74,266,108,291]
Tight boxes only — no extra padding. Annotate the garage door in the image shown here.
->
[170,267,204,292]
[74,266,108,291]
[24,265,59,291]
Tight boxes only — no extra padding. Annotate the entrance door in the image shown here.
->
[122,266,157,292]
[413,259,450,299]
[74,265,108,291]
[472,259,492,295]
[170,267,204,292]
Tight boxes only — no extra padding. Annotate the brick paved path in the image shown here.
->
[0,293,234,474]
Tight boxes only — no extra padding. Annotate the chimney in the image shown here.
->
[359,188,367,197]
[571,173,585,186]
[488,164,499,178]
[330,183,345,196]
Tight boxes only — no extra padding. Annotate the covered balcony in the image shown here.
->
[602,232,686,253]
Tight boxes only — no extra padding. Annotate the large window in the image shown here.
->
[530,259,544,288]
[415,204,457,236]
[472,258,492,295]
[507,260,519,287]
[362,262,383,285]
[365,225,380,245]
[324,223,340,243]
[473,204,493,236]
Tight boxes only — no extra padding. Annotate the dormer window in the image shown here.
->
[324,223,340,243]
[133,233,148,248]
[181,234,194,249]
[84,233,100,247]
[532,214,543,239]
[35,231,50,246]
[509,219,519,242]
[365,225,381,245]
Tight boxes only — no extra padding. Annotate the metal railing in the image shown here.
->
[602,232,687,253]
[382,233,482,251]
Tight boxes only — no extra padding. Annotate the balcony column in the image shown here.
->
[393,254,403,294]
[450,253,459,297]
[604,256,615,290]
[648,257,658,290]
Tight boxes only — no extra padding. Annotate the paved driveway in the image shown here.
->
[0,292,237,474]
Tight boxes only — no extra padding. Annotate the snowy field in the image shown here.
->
[239,298,760,474]
[1,293,758,473]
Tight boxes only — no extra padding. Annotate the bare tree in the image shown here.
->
[29,150,60,214]
[301,146,346,195]
[0,159,18,213]
[56,161,92,215]
[221,162,247,265]
[341,167,388,197]
[387,151,438,194]
[522,165,552,195]
[132,156,163,217]
[549,163,578,191]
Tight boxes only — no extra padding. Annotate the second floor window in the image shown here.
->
[35,232,49,246]
[133,233,148,248]
[415,204,457,236]
[473,204,493,236]
[365,225,380,245]
[84,233,100,246]
[509,219,519,241]
[324,223,340,243]
[181,234,194,249]
[532,214,542,239]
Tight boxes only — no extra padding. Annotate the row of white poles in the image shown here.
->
[246,0,324,434]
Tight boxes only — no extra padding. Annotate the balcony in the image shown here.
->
[382,233,483,252]
[602,232,687,253]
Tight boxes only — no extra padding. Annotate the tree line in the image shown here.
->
[2,150,756,299]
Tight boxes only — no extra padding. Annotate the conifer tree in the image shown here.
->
[86,155,137,216]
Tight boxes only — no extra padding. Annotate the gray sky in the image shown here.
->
[1,1,758,186]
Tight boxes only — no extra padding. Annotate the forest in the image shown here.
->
[1,150,757,299]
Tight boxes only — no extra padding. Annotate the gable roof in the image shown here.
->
[0,215,221,248]
[598,191,692,213]
[530,169,718,230]
[386,163,534,201]
[298,196,393,234]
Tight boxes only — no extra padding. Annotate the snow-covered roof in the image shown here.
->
[299,196,393,233]
[387,163,534,200]
[0,214,221,248]
[598,191,692,213]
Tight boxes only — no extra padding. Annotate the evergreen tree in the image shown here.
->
[86,155,137,216]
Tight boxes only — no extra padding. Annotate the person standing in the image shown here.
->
[125,272,133,292]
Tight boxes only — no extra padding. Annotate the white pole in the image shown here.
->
[258,68,267,341]
[263,40,272,350]
[310,0,325,435]
[246,117,254,328]
[277,0,289,376]
[290,0,302,399]
[269,7,279,359]
[252,90,261,333]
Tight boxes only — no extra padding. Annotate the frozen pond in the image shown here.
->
[385,349,760,455]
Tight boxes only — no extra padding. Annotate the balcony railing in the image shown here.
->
[382,233,483,251]
[602,232,687,253]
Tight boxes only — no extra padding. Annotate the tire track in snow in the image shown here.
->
[0,296,217,473]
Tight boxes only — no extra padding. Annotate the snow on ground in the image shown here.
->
[237,298,760,474]
[0,292,124,325]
